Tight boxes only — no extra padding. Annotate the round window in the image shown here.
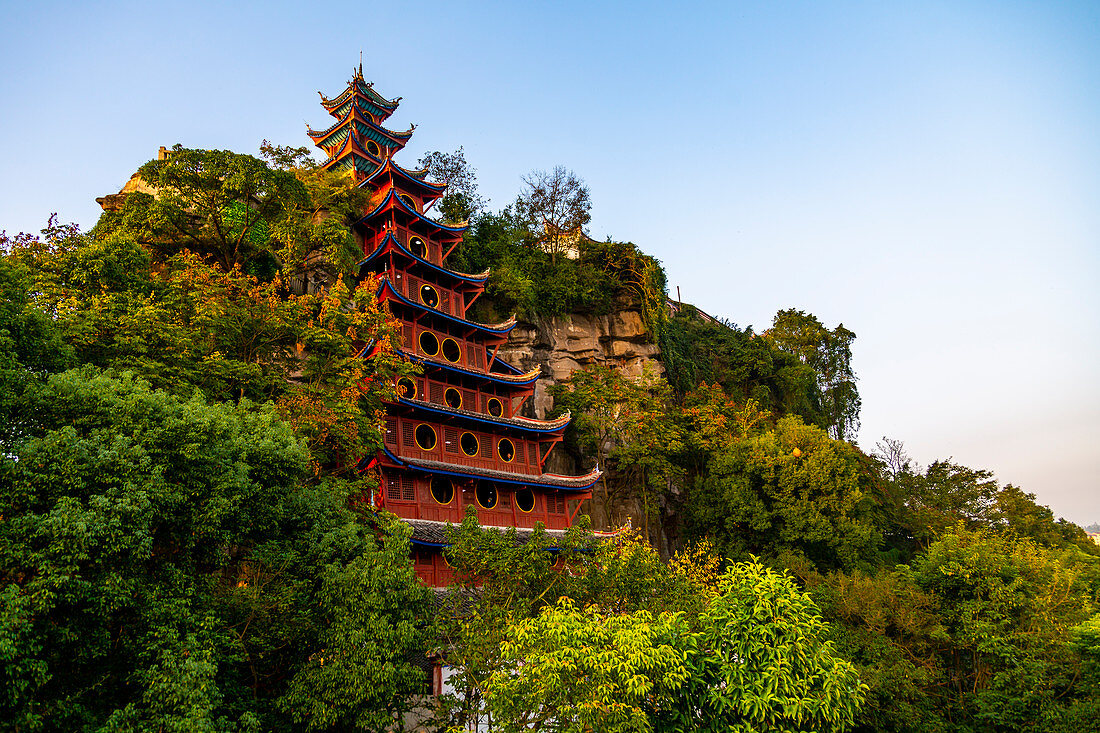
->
[396,377,416,399]
[486,397,504,418]
[441,338,462,363]
[445,387,463,409]
[366,140,381,157]
[497,438,516,463]
[430,477,454,505]
[420,284,439,308]
[408,236,427,258]
[399,193,416,210]
[418,331,439,357]
[414,424,437,451]
[515,487,535,513]
[460,432,479,457]
[475,480,498,510]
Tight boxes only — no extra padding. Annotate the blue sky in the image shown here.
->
[2,1,1097,523]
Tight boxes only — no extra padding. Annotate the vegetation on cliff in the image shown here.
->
[1,145,1097,731]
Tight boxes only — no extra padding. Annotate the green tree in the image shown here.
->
[515,166,591,264]
[671,560,867,732]
[912,527,1096,730]
[686,414,880,572]
[484,599,691,733]
[416,147,487,224]
[0,368,429,732]
[433,511,594,730]
[259,140,370,290]
[812,527,1100,732]
[5,219,404,476]
[278,518,430,732]
[551,365,684,540]
[0,246,74,443]
[660,310,825,422]
[482,560,866,733]
[97,145,307,274]
[767,309,860,442]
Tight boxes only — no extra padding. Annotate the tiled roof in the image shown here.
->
[393,347,542,385]
[397,397,571,433]
[378,278,517,334]
[382,448,601,490]
[404,518,569,546]
[359,232,490,285]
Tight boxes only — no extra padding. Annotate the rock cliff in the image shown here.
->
[498,309,662,422]
[493,308,671,539]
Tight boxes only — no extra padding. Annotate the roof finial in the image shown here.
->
[358,51,363,78]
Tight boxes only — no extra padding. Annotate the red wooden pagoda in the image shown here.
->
[310,66,600,586]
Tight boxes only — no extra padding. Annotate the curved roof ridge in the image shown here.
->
[397,397,570,433]
[359,232,490,284]
[357,188,469,233]
[309,103,413,144]
[393,347,542,385]
[382,448,601,490]
[377,278,516,334]
[320,73,400,113]
[363,158,447,193]
[392,189,469,230]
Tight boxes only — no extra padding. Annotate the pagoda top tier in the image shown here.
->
[311,65,417,180]
[318,63,401,122]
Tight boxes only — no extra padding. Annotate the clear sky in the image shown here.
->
[2,1,1097,524]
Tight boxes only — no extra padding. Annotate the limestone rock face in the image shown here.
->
[497,311,662,422]
[492,309,677,545]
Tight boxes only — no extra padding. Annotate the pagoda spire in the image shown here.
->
[311,66,412,181]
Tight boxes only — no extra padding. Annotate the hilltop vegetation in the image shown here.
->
[1,145,1097,731]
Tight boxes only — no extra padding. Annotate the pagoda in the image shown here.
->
[310,66,601,586]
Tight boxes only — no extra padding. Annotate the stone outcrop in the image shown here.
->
[497,309,662,422]
[493,306,688,553]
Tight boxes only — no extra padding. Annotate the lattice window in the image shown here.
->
[385,474,401,500]
[441,291,451,315]
[385,417,398,446]
[550,493,566,514]
[402,324,413,349]
[402,421,415,449]
[479,435,492,459]
[444,427,459,453]
[399,476,416,501]
[470,348,484,369]
[500,491,511,508]
[407,276,419,297]
[528,442,540,465]
[417,379,426,398]
[463,390,476,411]
[430,382,444,404]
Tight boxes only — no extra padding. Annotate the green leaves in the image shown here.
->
[127,145,307,273]
[479,560,864,733]
[687,414,879,572]
[767,309,860,442]
[0,369,428,731]
[486,599,690,733]
[683,560,866,732]
[279,517,430,732]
